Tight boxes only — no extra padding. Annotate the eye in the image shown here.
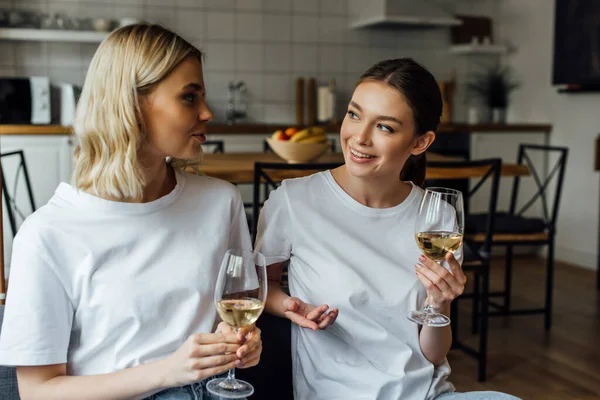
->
[347,110,358,119]
[182,93,197,103]
[377,123,394,133]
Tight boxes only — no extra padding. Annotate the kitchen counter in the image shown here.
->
[0,123,552,135]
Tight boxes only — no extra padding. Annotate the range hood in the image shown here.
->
[349,0,462,29]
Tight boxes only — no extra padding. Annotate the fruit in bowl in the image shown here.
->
[267,126,329,163]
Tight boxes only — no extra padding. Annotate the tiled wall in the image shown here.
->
[0,0,498,124]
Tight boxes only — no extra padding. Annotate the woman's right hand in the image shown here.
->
[282,297,338,331]
[161,332,243,388]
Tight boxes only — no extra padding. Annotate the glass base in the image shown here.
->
[206,377,254,399]
[407,309,451,327]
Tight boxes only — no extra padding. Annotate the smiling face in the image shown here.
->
[340,80,433,181]
[139,56,213,161]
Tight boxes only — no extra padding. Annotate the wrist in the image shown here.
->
[152,357,171,391]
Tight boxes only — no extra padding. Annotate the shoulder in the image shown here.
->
[278,171,329,196]
[183,173,242,201]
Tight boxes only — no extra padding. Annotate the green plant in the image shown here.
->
[467,64,519,109]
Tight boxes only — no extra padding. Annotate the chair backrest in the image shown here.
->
[509,144,568,233]
[425,158,502,259]
[251,161,343,241]
[202,140,224,154]
[1,151,36,238]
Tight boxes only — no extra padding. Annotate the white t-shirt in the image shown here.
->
[255,171,456,400]
[0,171,251,376]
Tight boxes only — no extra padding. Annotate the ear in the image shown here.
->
[410,131,435,156]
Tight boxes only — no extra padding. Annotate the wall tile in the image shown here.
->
[263,14,291,43]
[236,0,262,12]
[263,0,291,13]
[206,11,235,40]
[292,15,319,43]
[235,43,264,72]
[265,43,291,72]
[236,13,264,42]
[175,9,205,40]
[293,0,318,14]
[204,42,235,72]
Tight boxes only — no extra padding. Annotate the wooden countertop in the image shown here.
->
[0,123,552,136]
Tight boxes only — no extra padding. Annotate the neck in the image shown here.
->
[332,165,412,208]
[139,152,176,203]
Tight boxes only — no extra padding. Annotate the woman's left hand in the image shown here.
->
[216,322,262,368]
[415,252,467,310]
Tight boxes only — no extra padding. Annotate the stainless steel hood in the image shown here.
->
[349,0,462,29]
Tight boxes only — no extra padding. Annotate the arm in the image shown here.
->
[415,253,465,365]
[16,329,248,400]
[265,262,338,330]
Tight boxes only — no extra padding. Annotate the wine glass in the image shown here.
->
[407,187,464,328]
[206,249,267,399]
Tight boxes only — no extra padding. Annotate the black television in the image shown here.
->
[553,0,600,91]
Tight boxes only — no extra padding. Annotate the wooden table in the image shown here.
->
[199,152,529,184]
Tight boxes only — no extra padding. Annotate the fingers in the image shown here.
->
[191,342,241,358]
[237,328,261,358]
[286,312,319,331]
[415,269,443,299]
[190,353,239,370]
[305,304,329,321]
[196,359,240,380]
[193,332,242,345]
[317,308,339,329]
[446,252,467,286]
[417,255,463,296]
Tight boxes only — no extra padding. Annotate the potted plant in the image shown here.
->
[467,63,519,124]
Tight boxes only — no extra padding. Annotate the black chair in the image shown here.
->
[466,144,568,331]
[1,151,36,238]
[425,158,502,382]
[202,140,224,153]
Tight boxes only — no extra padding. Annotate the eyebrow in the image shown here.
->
[349,100,403,126]
[183,82,204,91]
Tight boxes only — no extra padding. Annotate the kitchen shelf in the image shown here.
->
[449,44,508,55]
[0,28,108,43]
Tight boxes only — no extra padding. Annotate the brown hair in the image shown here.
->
[357,58,442,187]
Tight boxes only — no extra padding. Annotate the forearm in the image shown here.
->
[418,303,452,365]
[18,359,170,400]
[265,280,290,318]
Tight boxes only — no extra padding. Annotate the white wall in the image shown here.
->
[494,0,600,270]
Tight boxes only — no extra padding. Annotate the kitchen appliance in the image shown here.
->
[51,83,81,126]
[0,77,51,124]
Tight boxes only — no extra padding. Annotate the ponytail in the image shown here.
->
[400,153,426,188]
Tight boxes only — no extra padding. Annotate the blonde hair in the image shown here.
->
[72,23,203,201]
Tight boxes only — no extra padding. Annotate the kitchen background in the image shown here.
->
[0,0,598,275]
[0,0,502,124]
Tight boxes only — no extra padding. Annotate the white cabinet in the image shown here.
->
[1,135,75,273]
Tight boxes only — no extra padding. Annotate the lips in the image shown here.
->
[349,147,375,159]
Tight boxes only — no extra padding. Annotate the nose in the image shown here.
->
[354,124,372,146]
[198,101,214,123]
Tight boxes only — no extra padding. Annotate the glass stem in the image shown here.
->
[423,304,435,314]
[224,327,240,383]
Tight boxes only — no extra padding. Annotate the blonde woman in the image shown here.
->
[0,24,261,400]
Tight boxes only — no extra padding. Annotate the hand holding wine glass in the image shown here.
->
[407,187,466,328]
[207,249,267,399]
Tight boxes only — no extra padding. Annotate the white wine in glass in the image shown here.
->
[206,249,267,399]
[408,187,464,328]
